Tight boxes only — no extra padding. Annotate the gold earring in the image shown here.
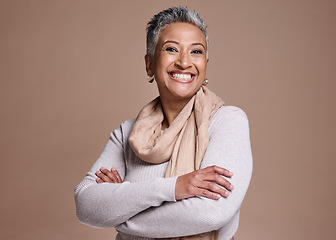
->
[147,75,154,83]
[202,79,208,86]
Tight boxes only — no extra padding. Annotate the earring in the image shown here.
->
[147,75,154,83]
[202,79,208,86]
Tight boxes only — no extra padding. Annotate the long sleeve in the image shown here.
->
[115,106,253,238]
[74,121,177,228]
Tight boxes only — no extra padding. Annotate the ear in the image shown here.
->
[144,54,154,76]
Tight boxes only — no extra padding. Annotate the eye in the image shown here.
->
[191,49,203,54]
[165,47,178,53]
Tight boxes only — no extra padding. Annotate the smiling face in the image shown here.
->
[145,22,208,103]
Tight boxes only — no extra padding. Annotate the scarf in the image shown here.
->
[129,86,224,239]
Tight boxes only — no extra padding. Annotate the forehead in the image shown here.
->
[158,22,206,46]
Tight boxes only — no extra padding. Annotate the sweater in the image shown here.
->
[74,106,253,240]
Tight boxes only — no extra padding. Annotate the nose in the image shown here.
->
[174,51,192,69]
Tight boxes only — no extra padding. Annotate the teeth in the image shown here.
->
[172,73,192,81]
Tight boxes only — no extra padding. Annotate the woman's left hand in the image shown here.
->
[95,167,122,183]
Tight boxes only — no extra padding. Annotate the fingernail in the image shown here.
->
[111,167,116,171]
[215,194,221,199]
[95,170,99,175]
[100,167,105,171]
[224,191,229,197]
[230,184,234,190]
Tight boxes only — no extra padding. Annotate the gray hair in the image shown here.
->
[146,6,209,58]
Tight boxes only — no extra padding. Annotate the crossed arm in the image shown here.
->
[96,165,234,200]
[75,107,252,237]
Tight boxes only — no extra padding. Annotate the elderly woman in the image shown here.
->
[75,6,252,240]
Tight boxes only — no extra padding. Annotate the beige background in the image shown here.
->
[1,0,335,239]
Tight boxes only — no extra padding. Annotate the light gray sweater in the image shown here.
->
[74,106,253,240]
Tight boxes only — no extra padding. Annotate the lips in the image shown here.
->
[169,72,195,83]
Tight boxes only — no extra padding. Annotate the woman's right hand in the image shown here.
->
[175,165,234,200]
[95,167,122,184]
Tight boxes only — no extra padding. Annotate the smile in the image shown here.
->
[169,72,194,83]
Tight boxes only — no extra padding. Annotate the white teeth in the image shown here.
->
[172,73,192,81]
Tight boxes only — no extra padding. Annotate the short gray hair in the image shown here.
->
[146,6,208,58]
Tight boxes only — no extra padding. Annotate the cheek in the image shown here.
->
[195,59,207,72]
[155,56,175,74]
[153,57,166,73]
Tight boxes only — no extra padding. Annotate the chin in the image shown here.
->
[169,86,200,100]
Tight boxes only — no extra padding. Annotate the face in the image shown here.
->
[145,22,208,103]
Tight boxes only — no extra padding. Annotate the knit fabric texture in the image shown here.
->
[74,106,253,240]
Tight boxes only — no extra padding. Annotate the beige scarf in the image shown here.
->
[129,86,224,239]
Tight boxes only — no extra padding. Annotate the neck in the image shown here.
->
[160,97,191,129]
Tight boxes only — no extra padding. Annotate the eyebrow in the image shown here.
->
[162,40,206,50]
[191,43,206,50]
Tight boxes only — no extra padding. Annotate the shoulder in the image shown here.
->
[109,119,136,143]
[120,119,136,131]
[212,106,248,122]
[209,106,249,137]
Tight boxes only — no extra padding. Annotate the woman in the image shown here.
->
[75,7,252,240]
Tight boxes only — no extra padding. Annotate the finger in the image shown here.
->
[193,187,222,200]
[95,170,112,183]
[95,170,113,183]
[201,165,233,177]
[196,180,230,197]
[100,167,119,183]
[96,178,104,183]
[111,168,122,183]
[202,172,234,191]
